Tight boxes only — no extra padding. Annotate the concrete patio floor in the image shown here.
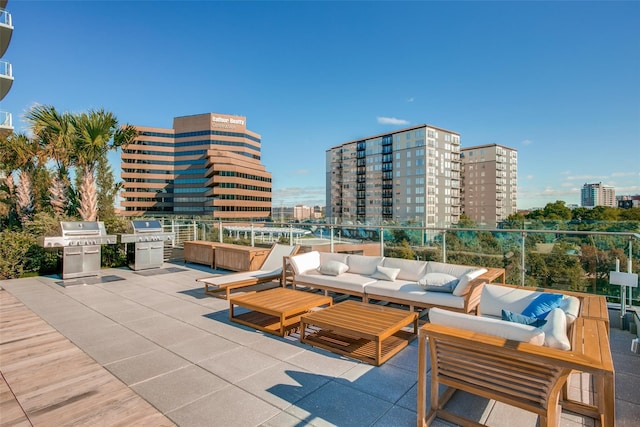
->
[1,262,639,427]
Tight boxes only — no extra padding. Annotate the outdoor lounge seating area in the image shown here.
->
[1,262,638,426]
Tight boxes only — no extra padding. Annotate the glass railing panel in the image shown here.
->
[0,110,11,127]
[159,218,639,305]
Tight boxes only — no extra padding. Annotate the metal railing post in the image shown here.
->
[521,231,526,287]
[219,219,223,243]
[442,231,447,263]
[250,223,255,247]
[379,227,384,256]
[330,226,334,253]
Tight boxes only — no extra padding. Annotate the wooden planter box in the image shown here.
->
[183,241,270,272]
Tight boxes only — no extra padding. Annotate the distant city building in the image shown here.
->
[326,124,461,226]
[617,195,640,209]
[275,205,323,221]
[0,0,14,136]
[460,144,518,227]
[581,182,616,208]
[121,113,272,219]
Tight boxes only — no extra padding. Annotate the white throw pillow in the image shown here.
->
[540,308,571,350]
[317,260,349,276]
[418,272,459,293]
[452,268,488,296]
[370,265,400,281]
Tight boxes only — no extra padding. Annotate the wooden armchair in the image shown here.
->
[417,293,614,427]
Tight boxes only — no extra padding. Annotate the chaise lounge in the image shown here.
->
[197,243,300,299]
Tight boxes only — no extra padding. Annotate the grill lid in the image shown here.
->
[129,220,164,234]
[60,221,105,237]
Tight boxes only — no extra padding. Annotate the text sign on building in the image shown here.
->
[211,115,245,130]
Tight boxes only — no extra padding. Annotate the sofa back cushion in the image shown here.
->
[347,255,384,275]
[479,284,581,326]
[290,251,320,275]
[319,252,349,265]
[429,307,545,346]
[427,261,473,278]
[382,257,427,281]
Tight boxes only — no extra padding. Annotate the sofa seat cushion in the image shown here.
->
[430,307,545,346]
[382,258,427,281]
[479,284,581,325]
[365,281,466,310]
[295,271,377,294]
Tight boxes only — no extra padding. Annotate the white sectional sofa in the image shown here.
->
[287,251,501,313]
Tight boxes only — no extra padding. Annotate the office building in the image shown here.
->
[121,113,272,219]
[581,182,616,208]
[460,144,518,227]
[0,0,14,136]
[326,124,461,227]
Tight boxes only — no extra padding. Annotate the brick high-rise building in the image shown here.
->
[121,113,272,219]
[460,144,518,227]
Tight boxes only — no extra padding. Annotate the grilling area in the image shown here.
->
[39,221,117,279]
[120,220,175,271]
[1,264,638,427]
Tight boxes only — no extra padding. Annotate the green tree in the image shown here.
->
[72,110,137,221]
[24,105,76,217]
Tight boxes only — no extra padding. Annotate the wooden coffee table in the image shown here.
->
[229,287,332,337]
[300,300,418,366]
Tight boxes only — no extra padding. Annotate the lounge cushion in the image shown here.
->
[295,271,376,294]
[540,308,571,350]
[365,281,466,310]
[347,255,384,275]
[319,252,349,265]
[429,307,545,346]
[370,265,400,281]
[418,272,459,293]
[382,257,427,281]
[318,260,349,276]
[502,309,547,328]
[521,293,563,319]
[452,268,488,296]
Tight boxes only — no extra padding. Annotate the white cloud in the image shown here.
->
[521,139,533,146]
[407,97,414,103]
[526,175,535,180]
[293,169,309,175]
[377,116,409,125]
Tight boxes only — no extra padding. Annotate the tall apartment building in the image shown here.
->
[121,113,272,219]
[581,182,616,208]
[0,0,14,136]
[326,124,461,227]
[460,144,518,227]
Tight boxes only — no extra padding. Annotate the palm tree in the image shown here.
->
[24,105,75,217]
[0,133,39,225]
[72,109,137,221]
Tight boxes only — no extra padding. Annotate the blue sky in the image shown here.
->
[3,0,639,209]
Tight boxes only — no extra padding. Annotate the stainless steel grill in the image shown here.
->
[39,221,117,279]
[119,220,175,270]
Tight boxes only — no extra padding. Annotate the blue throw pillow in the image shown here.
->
[521,293,563,319]
[502,309,547,328]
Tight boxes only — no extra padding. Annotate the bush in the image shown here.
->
[0,230,39,279]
